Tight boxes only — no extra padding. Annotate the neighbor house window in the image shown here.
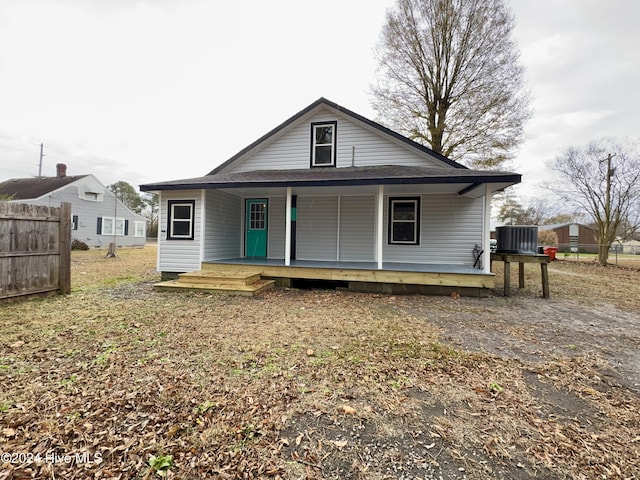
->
[310,121,337,167]
[84,192,100,201]
[72,215,78,231]
[98,217,127,236]
[134,221,146,237]
[388,197,420,245]
[167,200,195,240]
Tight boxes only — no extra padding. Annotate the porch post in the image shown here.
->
[200,189,206,266]
[482,184,492,273]
[376,185,384,270]
[285,187,292,266]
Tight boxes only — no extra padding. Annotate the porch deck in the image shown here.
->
[202,258,494,294]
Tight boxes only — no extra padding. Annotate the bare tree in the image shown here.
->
[548,138,640,265]
[142,193,159,238]
[371,0,530,169]
[495,190,573,226]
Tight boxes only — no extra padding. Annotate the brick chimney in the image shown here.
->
[56,163,67,178]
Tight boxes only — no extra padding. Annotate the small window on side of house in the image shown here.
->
[134,221,146,237]
[167,200,195,240]
[388,197,420,245]
[310,121,337,167]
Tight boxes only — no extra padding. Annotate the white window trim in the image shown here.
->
[84,192,101,201]
[168,200,195,240]
[388,197,420,245]
[101,217,126,236]
[311,122,336,167]
[133,221,146,237]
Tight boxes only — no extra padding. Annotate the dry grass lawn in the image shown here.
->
[0,247,638,479]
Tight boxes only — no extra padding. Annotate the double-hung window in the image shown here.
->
[167,200,195,240]
[98,217,126,236]
[134,221,146,237]
[310,121,337,167]
[388,197,420,245]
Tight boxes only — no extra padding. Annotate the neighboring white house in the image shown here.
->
[621,239,640,254]
[141,98,521,293]
[0,164,146,248]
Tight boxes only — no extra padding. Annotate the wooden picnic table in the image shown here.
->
[490,253,551,299]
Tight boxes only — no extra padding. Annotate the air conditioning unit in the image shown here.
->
[495,226,538,254]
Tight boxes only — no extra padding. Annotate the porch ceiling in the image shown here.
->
[140,165,520,198]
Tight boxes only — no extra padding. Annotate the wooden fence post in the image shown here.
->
[59,202,71,294]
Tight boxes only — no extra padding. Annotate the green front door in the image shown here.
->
[245,199,268,257]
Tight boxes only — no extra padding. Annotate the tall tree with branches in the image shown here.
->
[108,181,145,214]
[548,138,640,265]
[371,0,530,169]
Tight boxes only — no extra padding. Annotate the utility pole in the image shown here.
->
[38,143,45,176]
[600,153,616,264]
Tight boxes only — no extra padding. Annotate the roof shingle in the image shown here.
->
[0,176,87,200]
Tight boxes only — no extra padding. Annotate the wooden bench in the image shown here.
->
[490,253,551,299]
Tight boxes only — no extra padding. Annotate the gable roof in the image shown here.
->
[209,97,465,175]
[0,175,88,200]
[141,97,522,196]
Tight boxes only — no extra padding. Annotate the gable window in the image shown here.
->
[388,197,420,245]
[310,121,337,167]
[167,200,195,240]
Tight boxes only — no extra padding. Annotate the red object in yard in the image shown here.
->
[543,246,558,261]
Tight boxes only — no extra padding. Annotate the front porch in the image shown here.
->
[153,258,495,296]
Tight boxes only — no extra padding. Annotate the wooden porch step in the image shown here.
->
[153,278,275,296]
[178,270,262,286]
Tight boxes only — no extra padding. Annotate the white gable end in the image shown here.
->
[222,106,450,174]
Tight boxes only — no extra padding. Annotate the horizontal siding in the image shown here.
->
[203,190,241,260]
[225,107,446,173]
[339,195,375,261]
[23,184,146,248]
[158,190,202,272]
[296,196,338,261]
[384,194,483,266]
[268,197,286,259]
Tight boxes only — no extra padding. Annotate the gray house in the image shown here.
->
[141,98,521,295]
[0,164,146,248]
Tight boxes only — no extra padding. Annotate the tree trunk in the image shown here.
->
[597,244,609,266]
[106,242,117,258]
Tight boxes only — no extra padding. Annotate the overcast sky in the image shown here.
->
[1,0,638,202]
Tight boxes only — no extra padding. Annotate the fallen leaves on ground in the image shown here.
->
[0,247,638,479]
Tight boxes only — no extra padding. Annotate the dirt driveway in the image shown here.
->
[401,295,640,393]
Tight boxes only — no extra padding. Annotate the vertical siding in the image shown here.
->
[203,190,241,260]
[0,203,64,299]
[296,196,338,261]
[158,190,202,272]
[383,194,483,266]
[267,197,286,259]
[339,195,375,261]
[224,107,446,173]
